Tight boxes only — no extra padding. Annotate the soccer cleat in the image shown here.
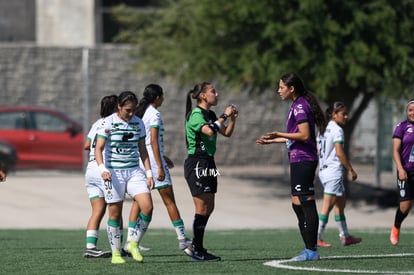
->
[191,248,221,262]
[390,225,400,245]
[183,244,194,257]
[317,239,332,248]
[341,235,362,246]
[83,248,112,258]
[290,249,320,262]
[111,251,126,264]
[178,237,193,250]
[121,248,131,257]
[126,241,143,262]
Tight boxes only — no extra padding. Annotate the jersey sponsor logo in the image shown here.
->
[122,132,134,141]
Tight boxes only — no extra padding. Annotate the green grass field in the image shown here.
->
[1,228,413,274]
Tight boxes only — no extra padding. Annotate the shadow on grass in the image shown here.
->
[231,172,399,209]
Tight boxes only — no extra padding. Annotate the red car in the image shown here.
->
[0,106,84,170]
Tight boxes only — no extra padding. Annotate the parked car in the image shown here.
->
[0,106,84,170]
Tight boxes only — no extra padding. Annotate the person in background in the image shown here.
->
[95,91,154,264]
[0,169,5,182]
[0,140,17,182]
[316,101,361,247]
[128,84,192,253]
[183,82,238,262]
[83,94,117,258]
[390,99,414,245]
[256,72,325,262]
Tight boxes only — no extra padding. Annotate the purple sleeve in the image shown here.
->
[292,98,310,124]
[393,122,404,139]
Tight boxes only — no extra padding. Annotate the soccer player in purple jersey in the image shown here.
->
[390,99,414,245]
[256,73,326,261]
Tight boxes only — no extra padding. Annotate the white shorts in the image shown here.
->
[104,167,151,204]
[319,176,345,196]
[140,155,172,190]
[85,161,105,200]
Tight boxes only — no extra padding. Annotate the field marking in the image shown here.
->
[264,253,414,274]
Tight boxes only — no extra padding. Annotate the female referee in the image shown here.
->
[183,82,238,262]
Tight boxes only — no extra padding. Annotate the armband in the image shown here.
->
[146,170,153,178]
[219,113,228,121]
[98,164,109,174]
[207,120,222,133]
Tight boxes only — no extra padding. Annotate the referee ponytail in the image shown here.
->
[185,82,211,120]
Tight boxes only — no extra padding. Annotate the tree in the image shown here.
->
[113,0,414,152]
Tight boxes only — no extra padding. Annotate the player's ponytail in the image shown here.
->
[136,84,163,118]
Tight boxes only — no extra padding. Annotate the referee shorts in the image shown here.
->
[184,156,218,196]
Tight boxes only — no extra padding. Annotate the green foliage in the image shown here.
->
[113,0,414,95]
[1,228,414,274]
[112,0,414,142]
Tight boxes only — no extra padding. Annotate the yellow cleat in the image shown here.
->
[127,241,143,262]
[111,251,126,264]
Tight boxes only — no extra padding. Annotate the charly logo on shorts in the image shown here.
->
[194,161,220,179]
[400,189,406,197]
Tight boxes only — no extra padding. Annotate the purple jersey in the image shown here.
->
[286,96,317,163]
[393,120,414,172]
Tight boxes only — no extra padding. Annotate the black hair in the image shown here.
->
[280,73,326,135]
[325,101,346,121]
[185,82,211,119]
[100,94,118,117]
[118,91,138,107]
[136,84,163,118]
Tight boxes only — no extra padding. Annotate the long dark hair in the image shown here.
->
[117,91,138,107]
[185,82,211,119]
[325,101,345,121]
[280,73,326,135]
[100,94,118,117]
[136,84,163,118]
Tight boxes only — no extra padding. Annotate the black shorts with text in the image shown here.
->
[184,155,218,196]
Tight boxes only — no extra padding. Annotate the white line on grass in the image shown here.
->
[264,253,414,274]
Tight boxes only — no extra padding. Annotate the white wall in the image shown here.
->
[36,0,95,46]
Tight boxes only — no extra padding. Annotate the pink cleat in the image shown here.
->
[341,235,362,246]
